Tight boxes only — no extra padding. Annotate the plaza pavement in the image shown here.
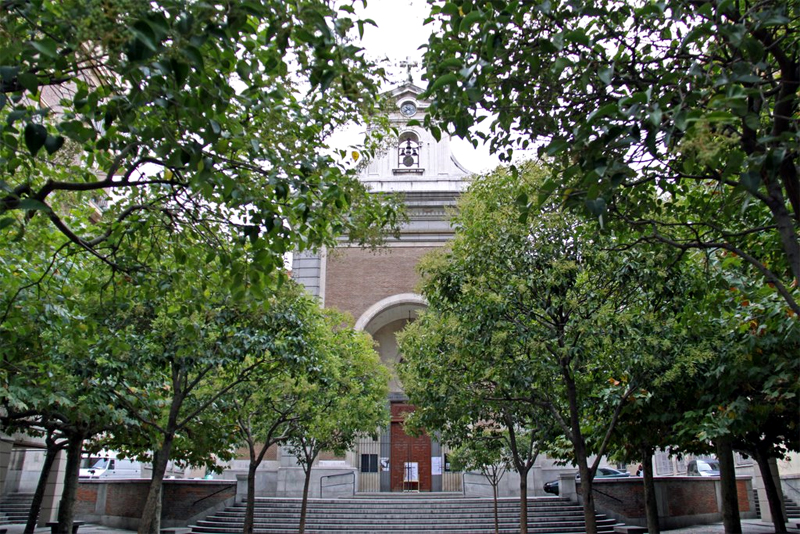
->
[2,519,798,534]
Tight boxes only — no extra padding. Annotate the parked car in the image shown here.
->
[686,459,720,477]
[543,467,631,495]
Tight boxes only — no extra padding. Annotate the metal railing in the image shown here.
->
[192,482,236,506]
[590,485,623,503]
[319,471,355,498]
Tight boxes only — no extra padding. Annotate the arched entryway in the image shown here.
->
[354,295,458,492]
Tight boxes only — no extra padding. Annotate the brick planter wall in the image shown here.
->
[76,479,236,530]
[569,476,754,529]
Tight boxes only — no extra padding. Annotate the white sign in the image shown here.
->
[403,462,419,482]
[431,456,442,476]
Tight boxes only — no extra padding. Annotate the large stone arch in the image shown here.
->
[354,293,426,335]
[354,293,426,399]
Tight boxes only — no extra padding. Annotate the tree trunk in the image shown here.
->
[25,438,63,534]
[492,480,499,534]
[243,460,258,534]
[716,438,742,534]
[518,467,529,534]
[55,432,84,534]
[753,445,787,533]
[299,462,313,534]
[563,363,598,534]
[138,441,174,534]
[766,180,800,300]
[642,447,659,534]
[577,462,598,534]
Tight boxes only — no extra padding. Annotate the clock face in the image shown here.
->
[400,102,417,117]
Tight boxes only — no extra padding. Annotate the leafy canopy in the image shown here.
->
[421,0,800,314]
[0,0,399,291]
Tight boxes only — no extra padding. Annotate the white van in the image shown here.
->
[686,459,720,477]
[80,452,142,479]
[80,450,186,479]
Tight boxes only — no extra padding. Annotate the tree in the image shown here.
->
[287,310,389,534]
[400,162,685,534]
[227,286,334,534]
[684,257,800,534]
[449,440,508,534]
[399,310,559,534]
[95,279,319,534]
[0,0,399,296]
[421,0,800,315]
[0,232,131,534]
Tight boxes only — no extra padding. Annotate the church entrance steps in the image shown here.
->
[189,496,618,534]
[0,493,34,525]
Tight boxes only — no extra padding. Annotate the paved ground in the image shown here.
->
[2,519,798,534]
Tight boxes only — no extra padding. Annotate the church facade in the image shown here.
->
[293,83,469,493]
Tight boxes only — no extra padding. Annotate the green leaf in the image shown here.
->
[565,29,590,47]
[543,138,568,156]
[24,123,47,156]
[598,66,613,86]
[739,171,761,193]
[460,10,483,32]
[129,21,158,52]
[182,46,205,71]
[705,111,736,124]
[17,198,52,212]
[585,197,606,216]
[428,73,459,93]
[171,59,190,87]
[0,66,19,83]
[18,73,39,94]
[30,38,59,58]
[44,135,65,155]
[552,57,571,76]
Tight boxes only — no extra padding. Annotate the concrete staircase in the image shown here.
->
[753,491,800,521]
[787,496,800,520]
[0,493,34,525]
[190,495,619,534]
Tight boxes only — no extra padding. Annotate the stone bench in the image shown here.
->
[46,521,85,534]
[614,526,648,534]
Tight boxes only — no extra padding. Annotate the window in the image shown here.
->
[361,454,378,473]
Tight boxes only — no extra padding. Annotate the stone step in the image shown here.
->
[0,493,35,525]
[190,497,618,534]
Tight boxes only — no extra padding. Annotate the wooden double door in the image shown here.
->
[389,403,432,492]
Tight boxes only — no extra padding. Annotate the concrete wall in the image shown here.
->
[782,474,800,504]
[560,475,755,529]
[75,479,235,529]
[275,467,357,498]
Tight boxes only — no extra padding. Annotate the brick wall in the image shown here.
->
[77,479,235,528]
[664,478,719,516]
[575,476,754,529]
[233,443,277,461]
[74,484,98,516]
[325,247,433,320]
